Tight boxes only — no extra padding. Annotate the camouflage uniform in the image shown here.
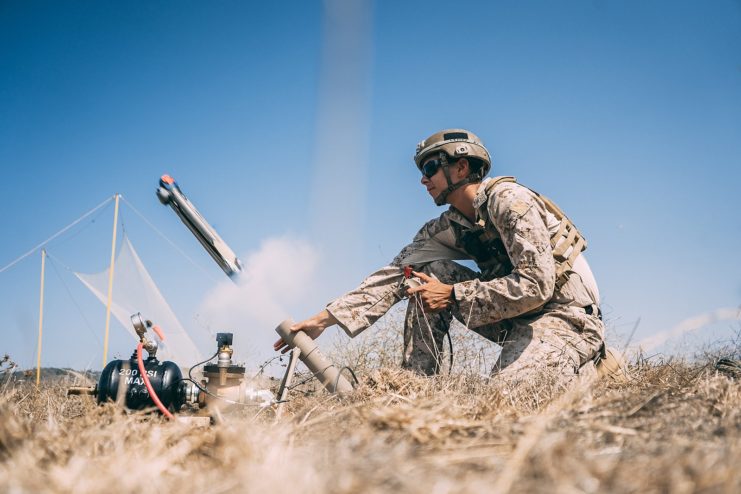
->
[326,179,605,384]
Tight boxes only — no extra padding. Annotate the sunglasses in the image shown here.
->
[421,159,446,179]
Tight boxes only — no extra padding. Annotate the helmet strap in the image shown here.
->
[433,154,482,206]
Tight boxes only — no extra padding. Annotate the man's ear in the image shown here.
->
[456,158,470,178]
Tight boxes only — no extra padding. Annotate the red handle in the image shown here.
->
[151,325,165,341]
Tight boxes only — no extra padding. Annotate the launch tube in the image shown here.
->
[275,319,354,394]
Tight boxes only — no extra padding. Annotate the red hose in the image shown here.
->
[137,342,174,420]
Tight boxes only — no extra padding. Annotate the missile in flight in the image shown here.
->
[156,174,243,280]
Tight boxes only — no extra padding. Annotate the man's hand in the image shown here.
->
[272,309,339,354]
[406,271,454,313]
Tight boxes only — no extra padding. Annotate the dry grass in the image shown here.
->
[1,338,740,493]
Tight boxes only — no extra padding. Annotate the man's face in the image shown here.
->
[420,155,447,198]
[420,155,466,199]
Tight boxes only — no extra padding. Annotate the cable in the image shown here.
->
[285,362,353,393]
[407,280,457,374]
[45,201,113,251]
[253,354,284,378]
[287,370,327,391]
[288,372,319,391]
[410,291,447,373]
[445,329,453,374]
[119,195,219,283]
[0,196,115,274]
[45,252,103,347]
[333,366,359,392]
[187,349,219,384]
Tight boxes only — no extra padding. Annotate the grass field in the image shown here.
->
[1,335,740,493]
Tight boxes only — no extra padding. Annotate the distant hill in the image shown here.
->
[4,367,100,384]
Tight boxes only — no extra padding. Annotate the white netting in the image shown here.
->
[75,234,203,364]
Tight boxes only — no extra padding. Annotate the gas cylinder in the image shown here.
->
[97,351,184,412]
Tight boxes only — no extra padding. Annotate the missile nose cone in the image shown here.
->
[156,187,172,205]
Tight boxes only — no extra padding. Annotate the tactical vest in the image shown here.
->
[457,176,587,288]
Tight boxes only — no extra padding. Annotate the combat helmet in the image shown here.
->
[414,129,492,206]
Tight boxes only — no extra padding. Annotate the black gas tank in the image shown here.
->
[97,354,184,412]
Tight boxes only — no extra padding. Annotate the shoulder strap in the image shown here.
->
[475,176,517,223]
[483,176,516,195]
[484,176,587,289]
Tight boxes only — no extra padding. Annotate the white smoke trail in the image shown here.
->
[310,0,373,284]
[198,0,375,371]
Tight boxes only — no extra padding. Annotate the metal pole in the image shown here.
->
[275,348,301,420]
[35,249,46,387]
[102,194,120,366]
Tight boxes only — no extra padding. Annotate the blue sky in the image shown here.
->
[1,0,740,370]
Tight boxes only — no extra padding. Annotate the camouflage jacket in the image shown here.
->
[326,179,599,337]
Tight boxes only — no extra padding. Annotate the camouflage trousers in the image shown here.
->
[402,261,605,385]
